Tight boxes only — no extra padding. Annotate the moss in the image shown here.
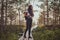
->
[0,25,24,40]
[33,27,60,40]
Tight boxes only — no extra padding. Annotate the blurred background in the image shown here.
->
[0,0,60,40]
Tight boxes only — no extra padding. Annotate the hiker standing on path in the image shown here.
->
[23,5,34,38]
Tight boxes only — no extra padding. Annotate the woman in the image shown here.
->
[24,5,34,38]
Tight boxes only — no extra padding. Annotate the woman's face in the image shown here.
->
[29,5,33,9]
[31,5,33,10]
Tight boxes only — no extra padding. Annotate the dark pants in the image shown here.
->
[24,17,32,37]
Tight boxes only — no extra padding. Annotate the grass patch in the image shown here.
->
[33,27,60,40]
[0,25,24,40]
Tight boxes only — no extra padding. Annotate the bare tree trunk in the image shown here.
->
[53,11,55,25]
[45,0,49,25]
[46,0,49,25]
[5,0,7,25]
[1,0,4,25]
[17,6,20,25]
[55,13,56,25]
[10,20,12,25]
[0,0,4,33]
[59,16,60,24]
[44,13,45,25]
[18,10,20,25]
[59,1,60,24]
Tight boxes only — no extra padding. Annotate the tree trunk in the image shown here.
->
[46,0,49,25]
[0,0,4,33]
[1,0,4,25]
[17,3,20,25]
[18,10,20,25]
[10,20,12,25]
[5,0,7,25]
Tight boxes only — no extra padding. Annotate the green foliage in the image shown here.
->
[33,27,60,40]
[0,32,18,40]
[0,25,24,40]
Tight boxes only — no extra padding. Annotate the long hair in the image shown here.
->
[28,5,33,11]
[28,5,34,16]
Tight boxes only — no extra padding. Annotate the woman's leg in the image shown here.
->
[24,19,29,38]
[28,18,32,38]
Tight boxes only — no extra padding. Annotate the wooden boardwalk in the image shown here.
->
[18,32,34,40]
[18,25,37,40]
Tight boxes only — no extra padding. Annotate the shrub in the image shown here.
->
[33,27,60,40]
[0,25,24,40]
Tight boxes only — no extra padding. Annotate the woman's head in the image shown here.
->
[28,5,33,10]
[28,5,34,17]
